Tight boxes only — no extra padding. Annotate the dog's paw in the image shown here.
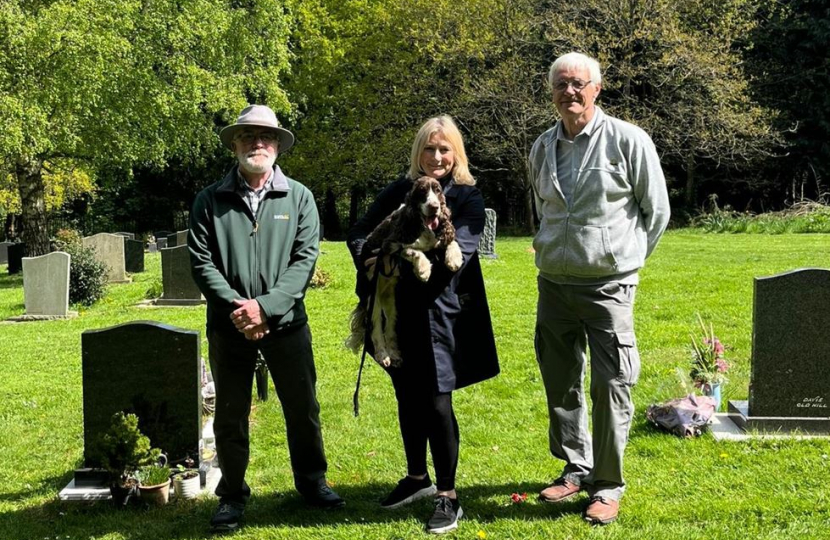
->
[414,258,432,281]
[445,241,463,272]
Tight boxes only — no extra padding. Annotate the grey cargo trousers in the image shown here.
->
[535,276,641,501]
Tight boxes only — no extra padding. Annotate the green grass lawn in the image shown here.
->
[1,232,829,539]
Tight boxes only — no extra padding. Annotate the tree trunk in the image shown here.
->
[16,158,51,256]
[684,152,696,210]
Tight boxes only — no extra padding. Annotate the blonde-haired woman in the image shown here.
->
[347,115,499,534]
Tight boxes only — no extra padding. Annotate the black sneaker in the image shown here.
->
[210,501,245,533]
[300,480,345,509]
[426,495,463,534]
[380,475,437,509]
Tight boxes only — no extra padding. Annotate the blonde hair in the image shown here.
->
[407,115,475,186]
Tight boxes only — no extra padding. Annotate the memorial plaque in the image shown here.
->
[728,268,830,433]
[81,321,202,466]
[82,233,128,283]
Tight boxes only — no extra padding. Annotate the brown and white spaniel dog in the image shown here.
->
[347,176,463,367]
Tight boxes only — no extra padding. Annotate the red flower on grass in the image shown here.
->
[510,492,528,504]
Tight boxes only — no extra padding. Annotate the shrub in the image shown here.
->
[63,242,108,306]
[52,228,83,250]
[92,412,161,484]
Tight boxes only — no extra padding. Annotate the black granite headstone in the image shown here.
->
[153,230,173,242]
[7,243,26,274]
[124,238,145,273]
[81,321,201,467]
[166,233,178,248]
[157,245,204,305]
[728,268,830,433]
[156,238,168,250]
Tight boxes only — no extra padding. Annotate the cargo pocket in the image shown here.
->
[615,331,641,386]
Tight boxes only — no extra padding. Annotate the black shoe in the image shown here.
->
[381,475,437,509]
[426,496,463,534]
[210,501,245,533]
[300,480,345,509]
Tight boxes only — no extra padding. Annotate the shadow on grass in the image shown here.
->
[0,272,22,289]
[0,481,588,539]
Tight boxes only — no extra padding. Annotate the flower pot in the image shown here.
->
[110,480,137,507]
[702,382,722,411]
[139,479,171,506]
[173,473,201,500]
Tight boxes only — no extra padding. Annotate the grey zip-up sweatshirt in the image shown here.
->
[528,107,670,283]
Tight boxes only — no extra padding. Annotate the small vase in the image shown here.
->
[139,479,171,506]
[702,382,722,411]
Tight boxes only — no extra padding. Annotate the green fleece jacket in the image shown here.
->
[188,165,319,336]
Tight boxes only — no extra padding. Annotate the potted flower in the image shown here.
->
[689,314,729,410]
[92,412,161,506]
[137,463,172,506]
[172,461,201,500]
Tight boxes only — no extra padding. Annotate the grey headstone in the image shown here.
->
[114,232,135,240]
[728,268,830,434]
[157,245,204,305]
[0,241,12,264]
[148,242,158,253]
[81,321,202,467]
[7,243,26,274]
[82,233,129,283]
[477,208,497,258]
[22,251,71,317]
[156,238,168,250]
[124,238,145,273]
[175,230,188,247]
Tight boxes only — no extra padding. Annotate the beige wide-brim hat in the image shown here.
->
[219,104,295,152]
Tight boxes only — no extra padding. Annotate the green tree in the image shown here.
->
[0,0,292,255]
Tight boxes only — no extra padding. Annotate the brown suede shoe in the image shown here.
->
[538,478,581,503]
[583,496,619,525]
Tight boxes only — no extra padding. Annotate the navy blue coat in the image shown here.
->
[347,176,500,392]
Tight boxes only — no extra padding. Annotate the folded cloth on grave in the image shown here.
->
[646,394,716,437]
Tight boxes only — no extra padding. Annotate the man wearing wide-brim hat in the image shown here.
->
[188,104,343,533]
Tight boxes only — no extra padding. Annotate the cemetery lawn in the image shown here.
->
[1,231,829,540]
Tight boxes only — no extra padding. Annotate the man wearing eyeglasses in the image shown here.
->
[188,104,344,533]
[528,53,670,525]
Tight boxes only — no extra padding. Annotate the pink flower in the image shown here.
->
[713,339,725,356]
[716,358,729,373]
[510,492,528,504]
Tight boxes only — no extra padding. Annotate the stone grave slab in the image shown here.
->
[80,321,203,467]
[7,243,26,274]
[11,251,76,320]
[0,241,12,264]
[157,245,204,306]
[124,238,145,273]
[82,233,129,283]
[148,242,158,253]
[478,208,498,258]
[726,268,830,434]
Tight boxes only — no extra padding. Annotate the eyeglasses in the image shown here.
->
[235,131,278,145]
[552,79,593,93]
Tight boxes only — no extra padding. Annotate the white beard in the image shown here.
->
[238,152,276,175]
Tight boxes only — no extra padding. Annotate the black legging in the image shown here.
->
[389,369,459,492]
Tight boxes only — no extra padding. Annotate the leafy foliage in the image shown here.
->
[136,464,171,487]
[92,412,161,484]
[63,241,108,306]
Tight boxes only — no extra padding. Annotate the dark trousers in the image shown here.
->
[389,368,459,492]
[208,324,327,504]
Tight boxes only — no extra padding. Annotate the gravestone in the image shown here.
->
[148,242,158,253]
[153,230,172,243]
[157,245,204,306]
[80,321,202,469]
[16,252,74,319]
[82,233,129,283]
[114,232,135,239]
[0,241,12,264]
[7,243,26,274]
[156,237,168,250]
[477,208,498,258]
[728,268,830,434]
[166,233,178,248]
[124,238,145,273]
[167,229,188,249]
